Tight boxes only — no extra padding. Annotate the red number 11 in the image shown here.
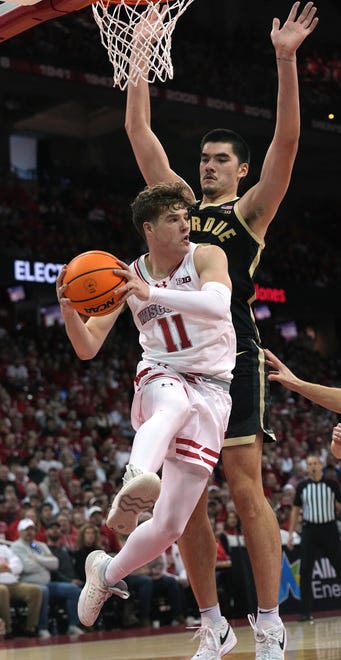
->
[158,314,192,353]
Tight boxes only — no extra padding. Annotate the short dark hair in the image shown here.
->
[200,128,250,165]
[307,453,322,461]
[131,182,193,239]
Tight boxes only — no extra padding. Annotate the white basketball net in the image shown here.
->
[92,0,195,90]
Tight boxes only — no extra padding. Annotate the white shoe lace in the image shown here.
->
[248,614,285,659]
[191,624,221,656]
[122,463,144,485]
[86,579,111,613]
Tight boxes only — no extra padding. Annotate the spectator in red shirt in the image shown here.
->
[6,505,38,541]
[86,506,121,554]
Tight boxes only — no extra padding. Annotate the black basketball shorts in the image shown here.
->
[223,338,276,447]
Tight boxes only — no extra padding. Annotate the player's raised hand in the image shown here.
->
[271,2,319,57]
[132,3,167,47]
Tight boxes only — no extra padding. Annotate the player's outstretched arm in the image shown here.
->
[125,75,178,187]
[264,348,341,413]
[125,7,194,199]
[56,265,122,360]
[238,2,318,237]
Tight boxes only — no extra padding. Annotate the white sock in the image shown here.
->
[257,606,282,626]
[199,604,222,627]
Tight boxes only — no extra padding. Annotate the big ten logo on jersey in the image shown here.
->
[190,215,236,243]
[176,276,191,285]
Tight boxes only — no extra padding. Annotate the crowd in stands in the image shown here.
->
[0,289,340,637]
[0,175,143,264]
[0,175,340,290]
[2,8,340,124]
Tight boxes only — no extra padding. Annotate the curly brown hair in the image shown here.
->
[131,182,193,238]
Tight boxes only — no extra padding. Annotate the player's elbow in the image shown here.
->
[277,136,299,160]
[125,109,149,142]
[287,139,299,160]
[216,294,231,320]
[75,351,94,361]
[75,346,99,361]
[124,115,133,137]
[211,291,230,321]
[202,284,231,320]
[125,114,142,139]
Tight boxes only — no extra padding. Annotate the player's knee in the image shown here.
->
[231,482,262,520]
[157,515,186,545]
[183,503,207,536]
[153,381,191,425]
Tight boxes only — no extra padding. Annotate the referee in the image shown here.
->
[287,453,341,622]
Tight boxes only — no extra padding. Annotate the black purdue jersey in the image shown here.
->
[189,198,264,346]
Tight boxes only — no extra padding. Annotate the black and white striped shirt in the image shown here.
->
[294,478,341,524]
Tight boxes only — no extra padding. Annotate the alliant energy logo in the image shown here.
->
[312,558,341,602]
[279,552,341,605]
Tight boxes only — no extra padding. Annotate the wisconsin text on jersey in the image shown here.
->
[189,214,237,243]
[138,304,173,325]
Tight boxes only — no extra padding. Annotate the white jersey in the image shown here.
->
[127,242,236,382]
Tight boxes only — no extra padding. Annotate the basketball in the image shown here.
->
[63,250,126,317]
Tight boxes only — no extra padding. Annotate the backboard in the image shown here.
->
[0,0,91,41]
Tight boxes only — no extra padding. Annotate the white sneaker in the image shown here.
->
[78,550,129,627]
[67,625,84,635]
[190,616,237,659]
[248,614,287,659]
[38,629,51,639]
[106,464,161,534]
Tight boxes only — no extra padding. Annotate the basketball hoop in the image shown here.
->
[92,0,195,90]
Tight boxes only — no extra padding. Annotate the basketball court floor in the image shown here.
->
[1,614,341,659]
